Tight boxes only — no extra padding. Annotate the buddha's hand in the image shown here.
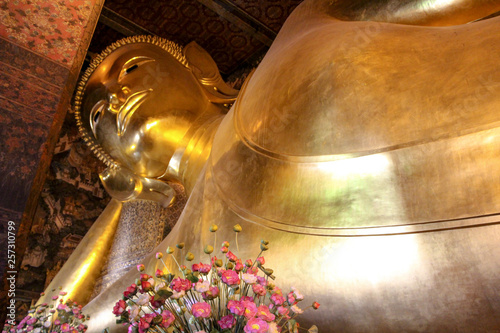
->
[99,167,175,207]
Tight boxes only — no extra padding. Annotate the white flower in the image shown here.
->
[292,287,304,301]
[34,328,41,333]
[130,305,140,321]
[171,290,186,299]
[147,277,155,287]
[136,293,151,306]
[43,321,51,328]
[242,273,257,284]
[154,281,166,292]
[268,322,279,333]
[291,304,303,314]
[195,280,210,293]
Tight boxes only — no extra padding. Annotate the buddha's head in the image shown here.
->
[75,36,237,180]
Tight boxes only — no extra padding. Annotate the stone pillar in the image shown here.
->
[0,0,104,327]
[92,183,186,298]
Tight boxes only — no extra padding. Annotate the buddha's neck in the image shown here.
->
[163,110,225,194]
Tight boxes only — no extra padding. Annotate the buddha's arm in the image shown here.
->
[311,0,500,26]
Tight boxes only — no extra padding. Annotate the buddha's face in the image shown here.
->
[81,43,210,178]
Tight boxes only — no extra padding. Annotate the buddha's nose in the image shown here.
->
[107,85,130,108]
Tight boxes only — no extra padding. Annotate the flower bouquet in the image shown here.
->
[3,289,89,333]
[113,225,319,333]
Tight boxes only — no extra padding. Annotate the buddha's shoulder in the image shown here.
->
[234,16,500,157]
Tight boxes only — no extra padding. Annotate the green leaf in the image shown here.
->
[186,272,199,283]
[156,288,173,299]
[308,325,319,333]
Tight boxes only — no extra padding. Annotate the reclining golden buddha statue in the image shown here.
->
[42,0,500,331]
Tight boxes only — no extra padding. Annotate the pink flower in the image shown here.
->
[160,310,175,328]
[57,303,70,312]
[202,286,220,300]
[26,318,38,325]
[228,300,245,316]
[244,318,269,333]
[112,299,127,316]
[256,257,265,266]
[155,269,164,278]
[291,287,304,301]
[218,315,235,329]
[257,305,275,322]
[243,301,258,319]
[287,292,296,305]
[252,284,266,296]
[60,323,70,332]
[277,306,289,318]
[270,292,285,305]
[241,296,254,302]
[245,259,253,267]
[170,277,192,292]
[221,270,240,285]
[256,276,267,286]
[192,302,211,318]
[77,324,87,331]
[137,264,145,272]
[59,291,68,296]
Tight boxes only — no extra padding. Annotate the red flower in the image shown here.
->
[112,299,127,316]
[218,315,235,329]
[226,251,238,262]
[312,302,321,310]
[123,284,137,299]
[138,314,155,333]
[170,277,191,292]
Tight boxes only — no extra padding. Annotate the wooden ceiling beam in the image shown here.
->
[195,0,275,47]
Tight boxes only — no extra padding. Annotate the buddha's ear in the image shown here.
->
[183,41,239,104]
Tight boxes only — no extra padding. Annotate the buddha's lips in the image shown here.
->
[116,89,152,136]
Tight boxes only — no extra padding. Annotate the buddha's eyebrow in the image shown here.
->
[118,56,155,82]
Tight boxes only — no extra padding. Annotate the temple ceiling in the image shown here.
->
[87,0,304,76]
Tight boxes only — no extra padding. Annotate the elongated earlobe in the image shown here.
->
[183,41,239,104]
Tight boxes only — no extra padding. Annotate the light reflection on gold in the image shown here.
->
[36,200,122,306]
[334,235,420,285]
